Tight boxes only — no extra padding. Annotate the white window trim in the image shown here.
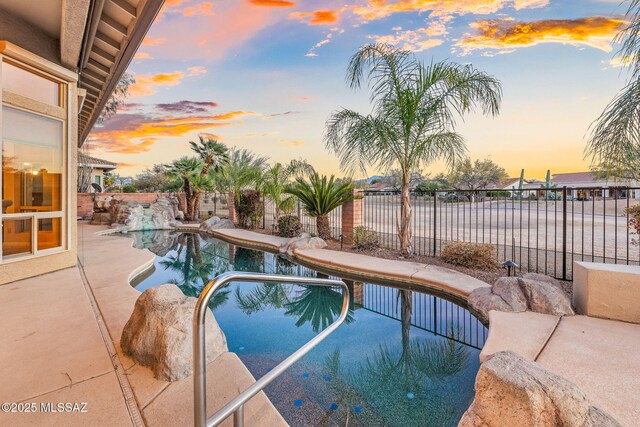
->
[0,42,77,263]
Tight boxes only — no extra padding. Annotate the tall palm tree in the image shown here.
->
[285,171,354,239]
[259,159,314,223]
[586,1,640,177]
[165,157,202,220]
[325,44,502,256]
[189,136,229,218]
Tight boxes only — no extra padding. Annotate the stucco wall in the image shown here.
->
[0,8,59,65]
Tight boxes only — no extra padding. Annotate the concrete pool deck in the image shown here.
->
[0,223,286,426]
[1,223,638,426]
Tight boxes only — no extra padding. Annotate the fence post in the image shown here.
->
[432,190,438,256]
[562,186,568,281]
[341,189,363,245]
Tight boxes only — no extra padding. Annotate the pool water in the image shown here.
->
[126,230,487,426]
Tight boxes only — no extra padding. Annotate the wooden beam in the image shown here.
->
[86,58,111,75]
[102,14,129,36]
[91,46,116,63]
[81,77,103,92]
[112,0,137,18]
[96,30,121,51]
[83,68,107,84]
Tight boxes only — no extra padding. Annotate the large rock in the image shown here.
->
[199,216,235,233]
[468,274,574,321]
[459,351,621,427]
[468,287,512,322]
[121,284,228,381]
[519,277,574,316]
[279,233,327,256]
[492,277,528,312]
[114,196,180,231]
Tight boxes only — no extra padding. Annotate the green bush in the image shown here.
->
[351,225,379,251]
[278,215,302,237]
[122,184,136,193]
[236,190,264,229]
[441,241,498,269]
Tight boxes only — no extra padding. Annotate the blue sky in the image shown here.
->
[89,0,633,180]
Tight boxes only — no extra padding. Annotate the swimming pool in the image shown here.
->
[126,230,487,426]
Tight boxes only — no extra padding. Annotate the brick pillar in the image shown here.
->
[341,189,363,245]
[228,191,237,223]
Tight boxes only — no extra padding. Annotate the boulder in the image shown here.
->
[468,274,574,321]
[492,277,527,312]
[459,351,621,427]
[112,196,180,232]
[199,216,236,233]
[121,284,228,381]
[279,233,326,256]
[518,277,574,316]
[468,287,512,321]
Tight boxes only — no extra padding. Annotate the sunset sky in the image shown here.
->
[88,0,633,180]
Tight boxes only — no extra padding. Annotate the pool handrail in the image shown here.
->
[193,271,350,427]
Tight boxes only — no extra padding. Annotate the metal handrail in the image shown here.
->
[193,271,350,427]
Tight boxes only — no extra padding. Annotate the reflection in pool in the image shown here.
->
[126,230,487,426]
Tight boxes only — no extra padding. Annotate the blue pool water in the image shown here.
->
[126,230,487,426]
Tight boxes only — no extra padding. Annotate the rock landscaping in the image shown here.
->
[468,272,575,322]
[278,233,327,256]
[121,284,228,381]
[199,215,236,232]
[459,351,621,427]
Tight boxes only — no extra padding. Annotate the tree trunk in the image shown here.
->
[316,215,331,240]
[399,289,412,368]
[399,173,413,256]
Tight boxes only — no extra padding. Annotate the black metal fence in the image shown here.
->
[363,187,640,281]
[263,199,342,238]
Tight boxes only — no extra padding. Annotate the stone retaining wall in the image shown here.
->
[78,193,173,217]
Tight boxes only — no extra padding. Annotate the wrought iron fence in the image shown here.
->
[263,198,342,238]
[363,187,640,281]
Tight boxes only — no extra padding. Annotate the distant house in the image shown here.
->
[551,172,640,199]
[78,152,117,192]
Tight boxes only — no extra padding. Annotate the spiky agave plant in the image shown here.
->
[285,171,354,239]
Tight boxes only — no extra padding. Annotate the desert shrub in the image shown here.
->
[236,190,264,229]
[351,225,379,251]
[441,241,498,269]
[278,215,302,237]
[122,184,136,193]
[627,205,640,245]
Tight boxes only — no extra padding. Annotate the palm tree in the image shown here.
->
[587,1,640,177]
[325,44,502,256]
[189,136,229,218]
[259,159,314,223]
[165,157,202,220]
[285,171,354,239]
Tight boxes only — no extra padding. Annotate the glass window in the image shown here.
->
[37,217,62,251]
[3,61,60,106]
[95,175,101,185]
[3,218,32,257]
[2,106,63,214]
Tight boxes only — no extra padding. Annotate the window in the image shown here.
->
[0,53,68,261]
[2,107,63,214]
[95,175,101,185]
[3,61,60,106]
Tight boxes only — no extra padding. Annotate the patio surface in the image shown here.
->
[0,223,286,426]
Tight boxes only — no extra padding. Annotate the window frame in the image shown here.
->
[0,47,74,263]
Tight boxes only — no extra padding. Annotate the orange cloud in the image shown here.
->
[289,9,340,25]
[352,0,548,21]
[129,67,208,97]
[278,139,305,147]
[116,162,138,169]
[250,0,295,6]
[245,131,280,137]
[458,17,626,55]
[371,19,448,52]
[142,36,166,46]
[134,52,152,59]
[90,111,257,154]
[183,2,215,16]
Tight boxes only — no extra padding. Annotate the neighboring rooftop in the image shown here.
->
[78,152,117,171]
